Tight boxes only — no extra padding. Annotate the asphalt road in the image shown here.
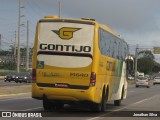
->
[0,84,160,120]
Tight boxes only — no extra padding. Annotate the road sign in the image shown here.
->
[153,47,160,54]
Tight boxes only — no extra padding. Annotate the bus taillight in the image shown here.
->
[32,69,36,81]
[90,72,96,86]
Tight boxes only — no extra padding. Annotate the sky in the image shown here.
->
[0,0,160,61]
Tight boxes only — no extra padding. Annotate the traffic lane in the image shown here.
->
[124,84,160,105]
[123,94,160,111]
[89,94,160,120]
[0,93,31,101]
[0,96,42,111]
[0,85,159,111]
[0,95,114,117]
[0,92,41,111]
[1,102,160,120]
[0,84,139,112]
[103,84,151,112]
[0,85,160,118]
[86,85,160,120]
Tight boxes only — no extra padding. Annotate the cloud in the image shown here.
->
[60,0,160,34]
[2,0,160,61]
[57,0,160,61]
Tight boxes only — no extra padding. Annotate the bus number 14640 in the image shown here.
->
[70,73,88,77]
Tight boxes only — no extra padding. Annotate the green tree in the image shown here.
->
[152,61,160,73]
[137,50,155,74]
[137,57,154,74]
[138,50,154,59]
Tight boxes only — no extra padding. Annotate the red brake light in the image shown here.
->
[32,69,36,81]
[90,72,96,86]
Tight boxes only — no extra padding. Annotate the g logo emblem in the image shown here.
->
[52,27,81,40]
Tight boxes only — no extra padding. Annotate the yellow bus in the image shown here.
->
[32,16,128,112]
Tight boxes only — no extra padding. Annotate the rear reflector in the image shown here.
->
[32,69,36,81]
[90,72,96,86]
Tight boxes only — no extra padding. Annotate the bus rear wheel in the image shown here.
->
[55,102,64,110]
[114,100,121,106]
[90,90,106,112]
[114,87,124,106]
[43,98,53,110]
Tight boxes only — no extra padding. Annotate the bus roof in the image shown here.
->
[39,16,97,25]
[39,16,127,44]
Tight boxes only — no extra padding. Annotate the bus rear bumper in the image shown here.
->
[32,83,96,103]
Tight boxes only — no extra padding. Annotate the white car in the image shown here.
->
[128,75,134,80]
[153,77,160,85]
[135,77,150,88]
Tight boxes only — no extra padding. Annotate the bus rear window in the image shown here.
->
[37,22,94,68]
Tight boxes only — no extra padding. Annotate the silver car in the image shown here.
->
[135,77,150,88]
[153,77,160,85]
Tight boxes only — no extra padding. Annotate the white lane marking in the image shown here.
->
[131,98,148,104]
[0,92,31,97]
[87,94,160,120]
[0,97,31,102]
[128,91,135,93]
[0,110,22,111]
[21,107,43,111]
[0,107,43,111]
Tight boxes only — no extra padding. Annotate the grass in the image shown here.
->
[0,78,4,80]
[0,84,31,95]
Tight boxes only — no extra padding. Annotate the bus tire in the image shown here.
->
[55,102,64,110]
[90,89,106,112]
[43,98,53,111]
[101,89,107,112]
[114,86,124,106]
[90,102,101,112]
[114,100,121,106]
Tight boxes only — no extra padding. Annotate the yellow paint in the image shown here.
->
[32,17,127,104]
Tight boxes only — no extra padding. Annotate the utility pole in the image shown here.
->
[59,1,61,18]
[26,20,29,71]
[0,34,1,50]
[134,45,138,81]
[17,0,21,73]
[14,31,16,56]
